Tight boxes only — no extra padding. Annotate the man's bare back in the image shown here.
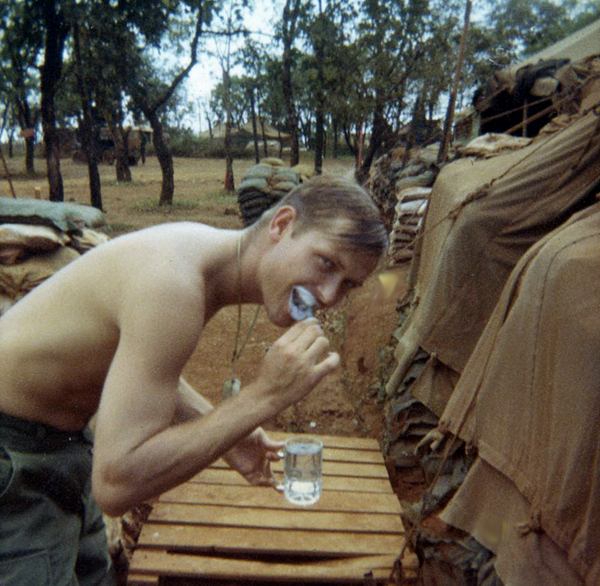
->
[0,222,229,431]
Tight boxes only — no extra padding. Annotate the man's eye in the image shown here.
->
[319,256,334,268]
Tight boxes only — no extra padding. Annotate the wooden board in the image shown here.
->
[127,433,417,585]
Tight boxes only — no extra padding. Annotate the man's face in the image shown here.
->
[260,217,380,327]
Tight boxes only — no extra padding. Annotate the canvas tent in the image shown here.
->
[508,18,600,72]
[386,60,600,411]
[476,18,600,137]
[382,53,600,581]
[200,122,291,148]
[439,202,600,585]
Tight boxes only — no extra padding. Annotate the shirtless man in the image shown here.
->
[0,175,387,585]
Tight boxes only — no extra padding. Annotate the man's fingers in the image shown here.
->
[313,351,340,377]
[264,439,285,453]
[292,322,325,351]
[280,318,321,344]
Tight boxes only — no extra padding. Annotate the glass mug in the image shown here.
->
[283,437,323,506]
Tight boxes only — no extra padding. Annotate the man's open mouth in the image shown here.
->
[289,286,317,321]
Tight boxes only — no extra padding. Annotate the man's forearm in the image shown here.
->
[93,378,277,516]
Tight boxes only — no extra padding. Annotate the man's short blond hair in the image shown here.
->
[256,175,388,257]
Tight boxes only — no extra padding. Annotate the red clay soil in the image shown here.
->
[181,263,409,444]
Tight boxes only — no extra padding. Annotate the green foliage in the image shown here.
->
[485,0,576,59]
[167,127,252,158]
[2,0,599,186]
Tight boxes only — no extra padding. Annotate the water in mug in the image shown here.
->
[284,440,323,506]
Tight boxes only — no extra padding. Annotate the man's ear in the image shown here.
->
[268,206,297,242]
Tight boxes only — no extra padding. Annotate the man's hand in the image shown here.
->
[223,427,284,487]
[253,320,340,414]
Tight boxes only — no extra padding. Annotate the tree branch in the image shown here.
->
[148,5,206,114]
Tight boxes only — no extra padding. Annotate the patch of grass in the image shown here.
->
[103,179,148,188]
[206,190,237,204]
[132,198,201,213]
[105,222,135,234]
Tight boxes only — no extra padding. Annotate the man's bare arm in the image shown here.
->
[174,377,285,487]
[91,291,337,518]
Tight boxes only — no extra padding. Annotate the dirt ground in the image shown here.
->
[3,154,407,444]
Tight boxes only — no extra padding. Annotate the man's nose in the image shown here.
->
[316,281,342,308]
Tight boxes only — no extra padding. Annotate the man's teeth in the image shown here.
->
[289,286,317,321]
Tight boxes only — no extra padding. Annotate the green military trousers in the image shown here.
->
[0,411,115,586]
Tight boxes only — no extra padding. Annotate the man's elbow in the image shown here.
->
[92,467,138,517]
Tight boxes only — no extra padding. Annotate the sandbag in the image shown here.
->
[0,246,81,311]
[0,197,106,231]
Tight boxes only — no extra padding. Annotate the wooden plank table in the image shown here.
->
[127,433,417,585]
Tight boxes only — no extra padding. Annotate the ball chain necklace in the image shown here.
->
[222,232,261,399]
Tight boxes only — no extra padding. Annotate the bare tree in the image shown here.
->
[281,0,304,167]
[40,0,69,201]
[127,5,208,205]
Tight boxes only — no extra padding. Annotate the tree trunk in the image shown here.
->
[106,116,132,182]
[260,117,269,157]
[101,101,132,182]
[146,111,175,206]
[224,116,235,192]
[438,0,472,165]
[313,3,326,175]
[115,126,132,182]
[342,122,358,157]
[222,60,235,193]
[16,100,37,175]
[24,136,35,175]
[401,96,421,167]
[332,118,339,159]
[0,145,17,198]
[40,0,67,202]
[282,0,301,167]
[73,22,102,210]
[314,113,324,175]
[128,6,205,204]
[357,95,386,184]
[249,89,260,164]
[282,58,300,166]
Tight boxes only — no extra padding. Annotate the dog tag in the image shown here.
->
[222,377,241,399]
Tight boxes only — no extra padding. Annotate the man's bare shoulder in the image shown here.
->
[96,222,221,311]
[63,222,219,285]
[0,222,221,329]
[105,222,241,324]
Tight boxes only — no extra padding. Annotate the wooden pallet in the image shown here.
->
[127,432,417,585]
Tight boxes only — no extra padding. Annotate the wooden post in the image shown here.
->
[0,144,17,198]
[356,121,365,171]
[437,0,472,165]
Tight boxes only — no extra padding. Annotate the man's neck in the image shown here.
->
[202,228,264,319]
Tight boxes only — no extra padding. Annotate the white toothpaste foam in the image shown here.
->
[289,286,317,321]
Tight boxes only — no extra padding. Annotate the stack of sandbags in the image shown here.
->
[0,198,108,315]
[459,133,532,158]
[388,187,431,265]
[237,158,304,226]
[369,146,438,233]
[368,146,438,267]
